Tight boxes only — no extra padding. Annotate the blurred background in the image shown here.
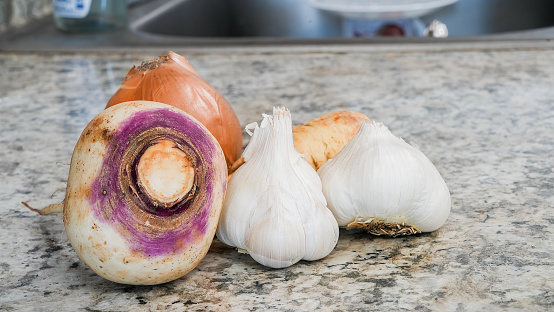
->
[2,0,554,51]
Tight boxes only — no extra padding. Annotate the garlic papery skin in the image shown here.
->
[216,107,339,268]
[318,121,451,236]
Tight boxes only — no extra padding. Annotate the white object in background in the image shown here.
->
[309,0,459,20]
[424,19,449,37]
[53,0,92,18]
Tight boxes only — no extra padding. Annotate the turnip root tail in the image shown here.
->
[22,201,63,215]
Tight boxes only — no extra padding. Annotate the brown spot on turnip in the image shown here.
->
[101,128,112,142]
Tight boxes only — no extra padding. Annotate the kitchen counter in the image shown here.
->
[0,42,553,311]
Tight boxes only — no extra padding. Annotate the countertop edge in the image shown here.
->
[2,38,554,56]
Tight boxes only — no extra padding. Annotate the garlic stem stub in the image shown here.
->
[63,101,227,285]
[318,121,451,236]
[216,107,339,269]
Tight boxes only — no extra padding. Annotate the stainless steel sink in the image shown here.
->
[131,0,554,39]
[131,0,342,38]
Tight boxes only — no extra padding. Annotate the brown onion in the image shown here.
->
[106,51,243,168]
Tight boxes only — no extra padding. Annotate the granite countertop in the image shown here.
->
[0,43,553,311]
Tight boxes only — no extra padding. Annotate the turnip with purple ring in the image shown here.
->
[63,101,227,285]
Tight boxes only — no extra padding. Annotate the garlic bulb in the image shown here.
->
[318,121,451,236]
[216,107,339,268]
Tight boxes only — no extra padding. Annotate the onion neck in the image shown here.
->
[137,55,170,72]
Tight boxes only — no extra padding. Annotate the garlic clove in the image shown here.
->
[318,121,451,236]
[246,189,306,268]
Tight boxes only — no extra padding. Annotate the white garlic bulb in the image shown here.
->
[318,121,451,236]
[216,107,339,268]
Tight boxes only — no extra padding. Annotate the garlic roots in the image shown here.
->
[318,121,451,236]
[64,101,227,285]
[216,107,339,268]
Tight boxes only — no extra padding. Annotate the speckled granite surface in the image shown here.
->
[0,44,553,311]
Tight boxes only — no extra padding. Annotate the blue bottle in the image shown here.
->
[53,0,128,33]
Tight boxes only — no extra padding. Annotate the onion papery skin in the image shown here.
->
[63,101,227,285]
[106,51,243,168]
